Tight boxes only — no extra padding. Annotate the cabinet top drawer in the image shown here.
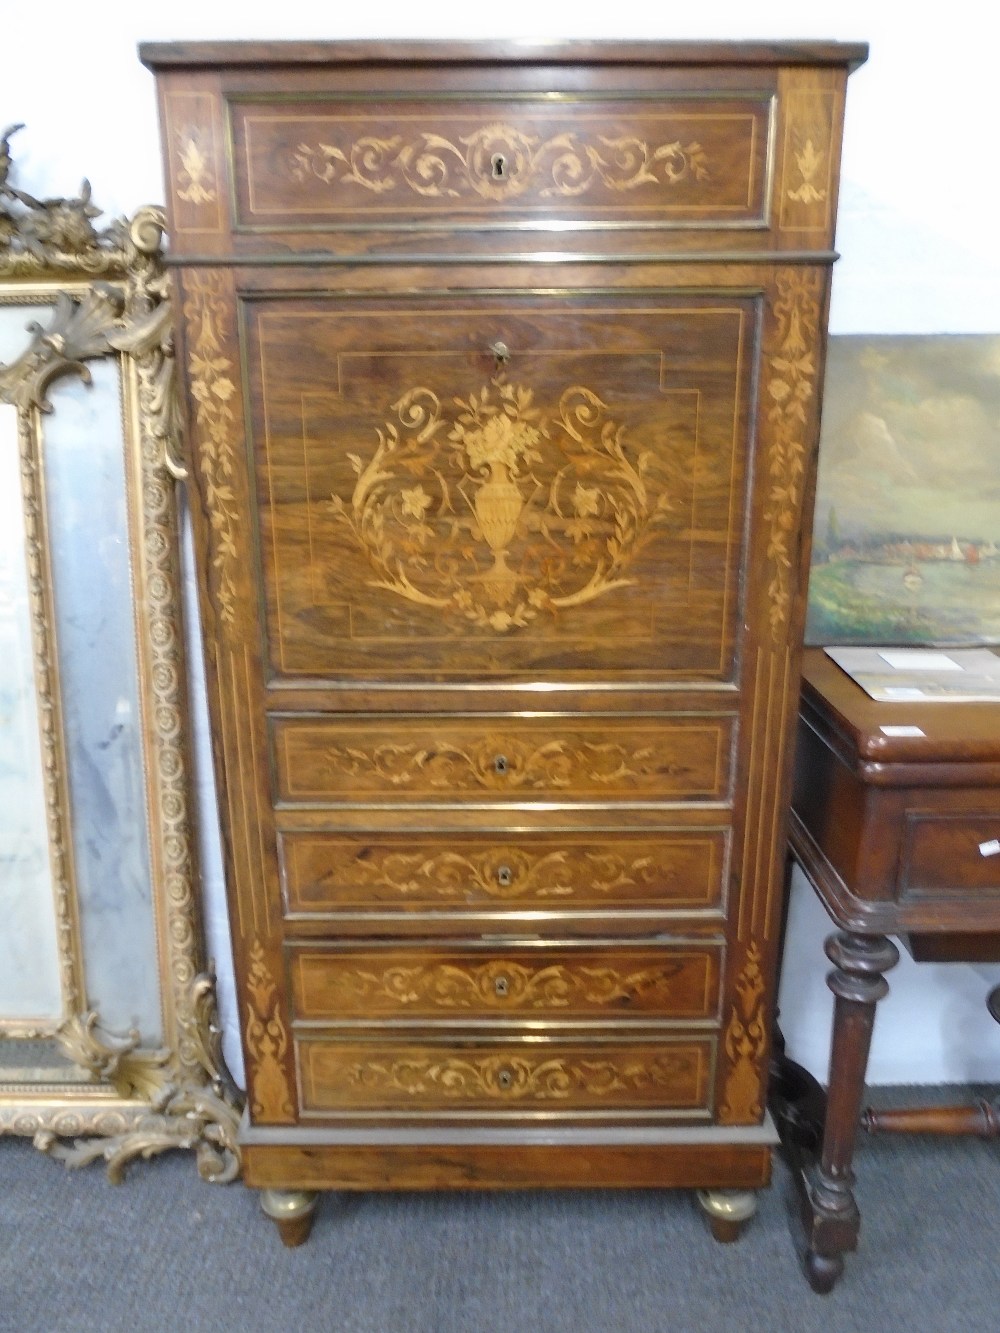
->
[143,41,864,259]
[226,94,772,233]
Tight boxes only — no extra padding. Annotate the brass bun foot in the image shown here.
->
[259,1189,319,1247]
[696,1188,757,1243]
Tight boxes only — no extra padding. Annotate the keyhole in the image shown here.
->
[494,755,509,775]
[491,153,507,180]
[497,865,513,888]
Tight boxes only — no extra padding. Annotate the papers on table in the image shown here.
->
[824,646,1000,702]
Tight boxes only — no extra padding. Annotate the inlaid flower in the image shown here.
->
[400,485,432,520]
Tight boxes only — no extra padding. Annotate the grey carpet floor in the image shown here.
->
[2,1103,999,1333]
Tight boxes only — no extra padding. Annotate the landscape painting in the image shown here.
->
[806,334,1000,645]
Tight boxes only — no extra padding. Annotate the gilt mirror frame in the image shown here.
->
[0,126,240,1183]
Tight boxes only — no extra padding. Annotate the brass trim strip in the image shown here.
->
[165,248,840,268]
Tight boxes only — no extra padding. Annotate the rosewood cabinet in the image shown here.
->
[141,39,865,1245]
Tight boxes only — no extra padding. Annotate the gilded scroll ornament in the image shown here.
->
[0,132,239,1184]
[36,974,242,1184]
[292,123,709,202]
[0,124,121,273]
[720,944,767,1123]
[309,958,688,1010]
[245,941,295,1123]
[762,270,822,639]
[183,271,240,626]
[329,376,675,631]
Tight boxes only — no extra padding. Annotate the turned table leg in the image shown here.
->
[802,929,899,1294]
[259,1189,320,1247]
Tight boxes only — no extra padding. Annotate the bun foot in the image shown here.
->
[696,1188,757,1243]
[804,1247,844,1294]
[259,1189,319,1247]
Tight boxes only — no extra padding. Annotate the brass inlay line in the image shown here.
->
[222,653,252,939]
[738,649,767,944]
[760,646,792,939]
[165,249,841,268]
[243,645,273,929]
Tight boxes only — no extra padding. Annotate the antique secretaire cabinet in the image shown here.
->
[142,39,865,1244]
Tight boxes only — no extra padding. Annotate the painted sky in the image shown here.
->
[814,335,1000,544]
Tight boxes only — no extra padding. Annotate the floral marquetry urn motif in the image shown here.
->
[328,375,676,632]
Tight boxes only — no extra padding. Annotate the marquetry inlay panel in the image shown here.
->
[247,294,753,681]
[289,944,721,1021]
[279,829,728,915]
[297,1037,713,1114]
[229,96,773,228]
[272,715,734,804]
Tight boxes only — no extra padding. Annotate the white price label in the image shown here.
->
[978,840,1000,858]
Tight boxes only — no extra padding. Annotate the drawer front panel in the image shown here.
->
[900,813,1000,898]
[297,1036,713,1114]
[229,95,772,230]
[273,715,734,804]
[280,828,728,915]
[289,943,722,1022]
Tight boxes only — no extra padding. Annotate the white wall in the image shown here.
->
[5,1,1000,1085]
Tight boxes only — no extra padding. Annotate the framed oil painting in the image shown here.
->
[806,335,1000,646]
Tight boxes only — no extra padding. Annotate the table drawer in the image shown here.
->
[899,813,1000,898]
[296,1035,713,1115]
[273,714,734,804]
[289,941,722,1023]
[228,94,773,231]
[279,828,728,916]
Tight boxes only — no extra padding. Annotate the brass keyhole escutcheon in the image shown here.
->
[494,975,510,998]
[496,1066,514,1090]
[493,754,509,775]
[491,152,507,180]
[497,865,513,887]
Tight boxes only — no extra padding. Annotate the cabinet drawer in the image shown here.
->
[899,813,1000,899]
[228,94,773,231]
[296,1035,713,1115]
[280,827,726,916]
[289,942,722,1023]
[273,715,733,804]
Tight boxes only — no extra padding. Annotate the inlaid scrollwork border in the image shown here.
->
[0,128,242,1182]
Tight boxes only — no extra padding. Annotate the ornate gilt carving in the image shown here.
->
[182,270,240,626]
[26,973,241,1184]
[0,133,241,1183]
[305,957,690,1011]
[0,124,125,274]
[719,944,767,1124]
[292,124,710,202]
[762,269,822,639]
[245,941,295,1123]
[330,375,675,632]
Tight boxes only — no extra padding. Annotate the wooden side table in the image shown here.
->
[774,648,1000,1292]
